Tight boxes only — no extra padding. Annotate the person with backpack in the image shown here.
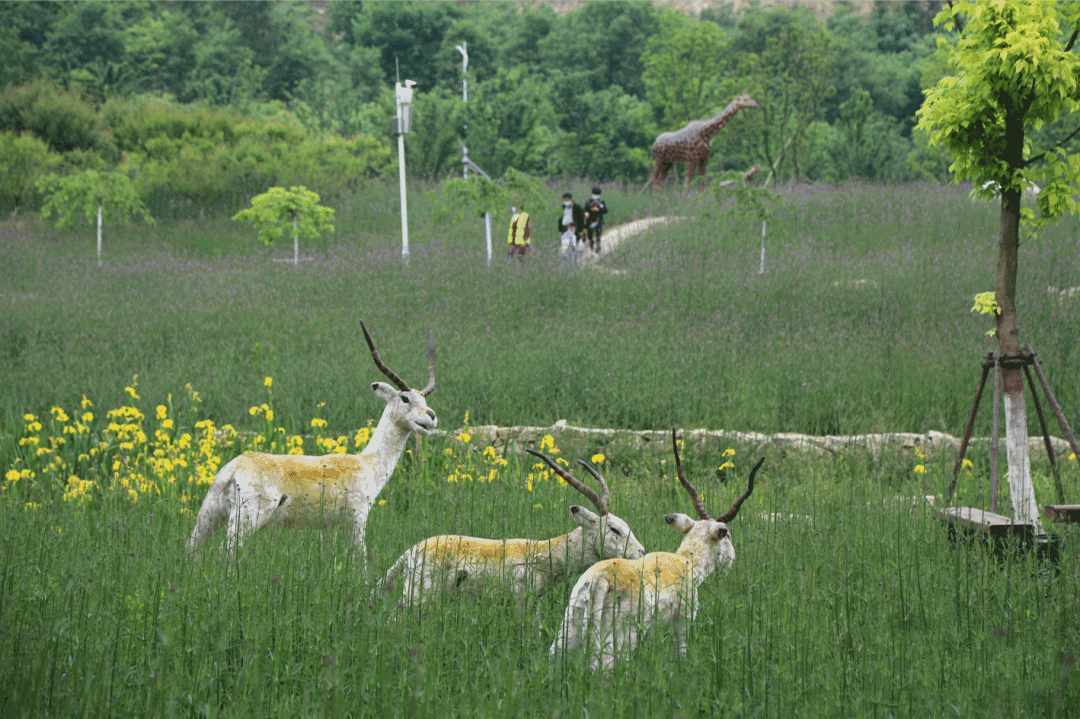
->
[584,186,608,253]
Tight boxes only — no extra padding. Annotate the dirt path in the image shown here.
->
[576,216,683,263]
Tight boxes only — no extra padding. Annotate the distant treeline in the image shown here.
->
[1,0,1047,217]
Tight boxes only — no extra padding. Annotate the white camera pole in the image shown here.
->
[394,67,416,264]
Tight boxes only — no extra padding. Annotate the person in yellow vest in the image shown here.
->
[507,203,531,263]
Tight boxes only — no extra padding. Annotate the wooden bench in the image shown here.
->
[1043,504,1080,523]
[938,507,1058,563]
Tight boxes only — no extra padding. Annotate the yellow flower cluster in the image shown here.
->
[1,378,380,515]
[444,416,508,484]
[527,435,568,492]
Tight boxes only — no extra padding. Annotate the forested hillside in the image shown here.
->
[3,0,1066,217]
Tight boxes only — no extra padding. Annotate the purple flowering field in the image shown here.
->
[1,180,1077,440]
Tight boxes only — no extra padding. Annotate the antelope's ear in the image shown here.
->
[371,381,396,401]
[570,505,600,528]
[709,523,730,542]
[664,513,695,534]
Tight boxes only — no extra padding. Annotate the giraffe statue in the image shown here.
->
[647,92,760,192]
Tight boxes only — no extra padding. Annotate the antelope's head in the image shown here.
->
[362,322,438,436]
[527,450,646,561]
[666,429,763,571]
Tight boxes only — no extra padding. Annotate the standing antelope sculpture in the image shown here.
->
[551,429,763,672]
[380,450,645,608]
[187,322,437,557]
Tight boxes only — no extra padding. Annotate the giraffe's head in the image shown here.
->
[733,91,760,110]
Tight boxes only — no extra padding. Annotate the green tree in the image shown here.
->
[121,7,198,98]
[0,132,60,216]
[708,167,777,273]
[37,170,155,266]
[642,10,735,129]
[434,167,551,221]
[433,167,551,261]
[728,9,835,181]
[917,0,1080,530]
[233,186,335,266]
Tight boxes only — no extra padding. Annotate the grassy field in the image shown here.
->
[2,180,1078,439]
[0,420,1077,718]
[1,180,1079,717]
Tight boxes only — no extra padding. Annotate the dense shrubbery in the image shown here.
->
[1,1,973,216]
[0,85,392,217]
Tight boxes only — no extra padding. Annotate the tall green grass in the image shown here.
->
[1,443,1077,718]
[3,180,1078,444]
[4,179,1075,442]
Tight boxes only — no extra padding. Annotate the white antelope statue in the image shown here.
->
[187,322,437,556]
[551,429,763,672]
[380,449,645,608]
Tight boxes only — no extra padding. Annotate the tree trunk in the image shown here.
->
[996,111,1043,532]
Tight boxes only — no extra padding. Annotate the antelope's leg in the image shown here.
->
[225,487,283,551]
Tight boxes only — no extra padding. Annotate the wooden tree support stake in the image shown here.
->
[945,345,1077,534]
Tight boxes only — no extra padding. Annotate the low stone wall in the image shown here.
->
[431,420,1073,463]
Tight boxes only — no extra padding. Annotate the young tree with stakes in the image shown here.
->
[36,170,154,266]
[917,0,1080,531]
[233,185,335,265]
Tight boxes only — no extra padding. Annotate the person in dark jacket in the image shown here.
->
[557,192,585,249]
[583,186,608,253]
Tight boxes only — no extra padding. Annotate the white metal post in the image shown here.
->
[397,130,409,262]
[484,212,492,263]
[96,204,103,266]
[395,80,416,264]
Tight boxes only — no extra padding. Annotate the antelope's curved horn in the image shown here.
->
[419,332,435,397]
[575,460,610,516]
[361,321,409,392]
[526,449,606,516]
[672,428,710,520]
[716,456,764,523]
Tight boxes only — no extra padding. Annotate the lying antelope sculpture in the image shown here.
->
[551,429,763,672]
[380,449,645,608]
[187,322,437,557]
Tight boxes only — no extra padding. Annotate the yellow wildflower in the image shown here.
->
[156,405,168,420]
[81,395,93,410]
[723,448,736,457]
[719,461,734,471]
[265,410,274,422]
[590,453,605,465]
[914,465,927,474]
[264,377,273,388]
[455,431,472,444]
[311,417,328,429]
[961,459,973,470]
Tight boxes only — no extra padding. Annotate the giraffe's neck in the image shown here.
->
[701,99,747,142]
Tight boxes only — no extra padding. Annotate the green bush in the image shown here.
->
[0,77,108,156]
